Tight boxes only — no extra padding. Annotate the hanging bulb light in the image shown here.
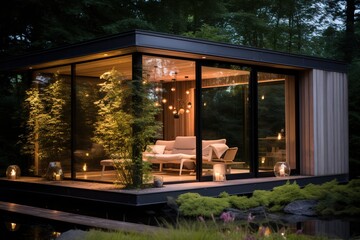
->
[187,102,192,109]
[186,90,190,95]
[178,108,185,114]
[162,98,167,103]
[168,105,173,110]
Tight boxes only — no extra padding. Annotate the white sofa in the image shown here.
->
[143,136,227,175]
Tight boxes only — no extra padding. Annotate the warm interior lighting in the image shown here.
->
[6,165,21,180]
[261,95,265,100]
[83,163,87,172]
[277,133,282,140]
[213,163,226,181]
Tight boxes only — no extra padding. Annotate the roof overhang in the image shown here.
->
[0,30,347,73]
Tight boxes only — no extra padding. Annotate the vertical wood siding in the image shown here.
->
[299,70,348,176]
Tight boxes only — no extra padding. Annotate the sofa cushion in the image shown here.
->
[172,136,196,155]
[146,145,166,154]
[202,139,226,156]
[155,140,175,154]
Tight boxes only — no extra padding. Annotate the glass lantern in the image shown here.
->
[274,162,291,177]
[153,176,164,187]
[213,163,226,182]
[6,165,21,180]
[45,162,64,181]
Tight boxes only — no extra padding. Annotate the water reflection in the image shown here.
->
[0,211,87,240]
[1,210,359,239]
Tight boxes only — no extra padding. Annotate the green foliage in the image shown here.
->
[82,222,328,240]
[113,158,153,189]
[177,193,230,217]
[266,181,306,211]
[302,179,339,200]
[227,195,259,210]
[177,180,360,217]
[93,68,162,188]
[20,72,70,174]
[316,179,360,216]
[251,190,272,207]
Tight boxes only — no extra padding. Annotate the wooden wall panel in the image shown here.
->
[299,69,348,176]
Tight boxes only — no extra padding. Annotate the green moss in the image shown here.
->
[302,179,339,200]
[228,195,260,210]
[176,192,201,205]
[251,190,272,206]
[176,179,360,218]
[178,195,230,217]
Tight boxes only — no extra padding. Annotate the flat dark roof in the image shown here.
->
[0,29,347,73]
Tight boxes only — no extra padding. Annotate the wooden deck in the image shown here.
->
[0,174,347,208]
[0,201,162,232]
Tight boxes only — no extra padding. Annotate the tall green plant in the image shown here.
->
[93,68,162,188]
[20,73,70,175]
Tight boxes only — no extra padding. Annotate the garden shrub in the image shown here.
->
[251,190,272,207]
[176,192,202,205]
[302,179,339,200]
[228,195,260,210]
[179,197,230,217]
[266,181,306,211]
[316,179,360,216]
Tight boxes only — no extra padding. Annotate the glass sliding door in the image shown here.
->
[201,64,251,177]
[257,72,296,173]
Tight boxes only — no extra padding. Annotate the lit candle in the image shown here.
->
[279,165,285,176]
[55,174,61,181]
[83,163,87,172]
[10,169,16,179]
[215,172,220,181]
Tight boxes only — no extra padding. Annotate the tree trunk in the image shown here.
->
[344,0,355,62]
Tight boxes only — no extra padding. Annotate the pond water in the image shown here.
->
[1,210,360,240]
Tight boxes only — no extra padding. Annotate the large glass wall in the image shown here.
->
[142,55,196,181]
[26,66,72,176]
[21,54,297,183]
[257,72,296,173]
[73,55,132,180]
[201,65,251,176]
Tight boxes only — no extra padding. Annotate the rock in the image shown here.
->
[284,200,318,216]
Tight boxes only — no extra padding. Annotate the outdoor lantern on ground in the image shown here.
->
[6,165,21,180]
[274,162,291,177]
[45,162,64,181]
[213,163,226,182]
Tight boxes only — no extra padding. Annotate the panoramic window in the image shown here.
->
[257,72,296,174]
[23,66,71,177]
[74,55,132,181]
[142,55,196,182]
[201,65,251,178]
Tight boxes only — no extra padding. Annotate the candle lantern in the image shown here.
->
[153,176,164,188]
[45,162,64,181]
[213,163,226,182]
[6,165,21,180]
[274,162,290,177]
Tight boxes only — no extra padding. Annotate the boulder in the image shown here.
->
[284,200,318,216]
